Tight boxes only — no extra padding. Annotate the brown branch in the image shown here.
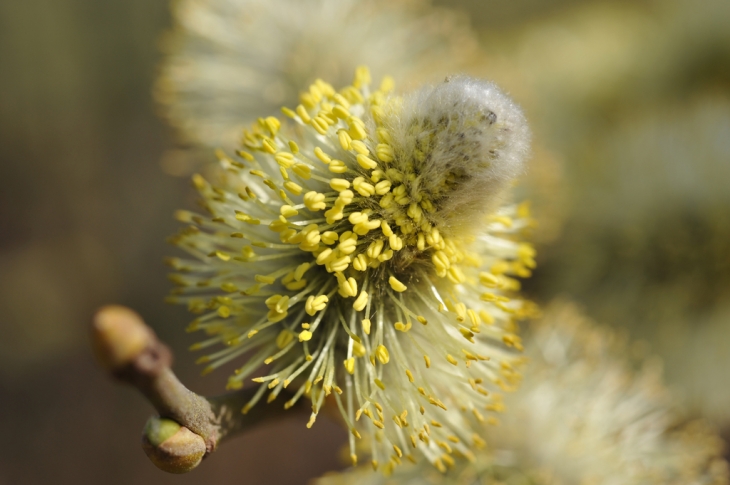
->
[91,305,298,473]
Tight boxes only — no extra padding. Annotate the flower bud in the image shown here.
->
[91,305,154,371]
[142,417,206,474]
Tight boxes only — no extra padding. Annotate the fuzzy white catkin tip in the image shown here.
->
[384,76,530,231]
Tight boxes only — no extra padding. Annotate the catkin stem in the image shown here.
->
[91,305,298,473]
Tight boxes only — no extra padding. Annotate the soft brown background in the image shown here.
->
[1,0,728,484]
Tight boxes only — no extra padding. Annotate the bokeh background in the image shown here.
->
[0,0,728,483]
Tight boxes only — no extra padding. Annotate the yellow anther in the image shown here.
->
[283,181,303,195]
[518,243,538,268]
[380,220,393,237]
[269,217,288,232]
[341,86,364,104]
[332,105,349,119]
[285,279,307,291]
[466,309,479,328]
[374,180,391,195]
[492,215,513,228]
[330,178,350,192]
[379,192,394,209]
[313,147,331,164]
[353,65,371,88]
[303,191,326,211]
[337,189,354,205]
[324,206,344,224]
[280,205,298,217]
[479,271,500,288]
[293,262,311,281]
[211,250,231,261]
[503,334,523,351]
[337,129,352,150]
[447,266,465,284]
[269,295,290,313]
[459,328,475,343]
[331,91,349,108]
[300,89,317,108]
[262,138,278,154]
[328,255,351,273]
[361,319,371,335]
[389,276,407,292]
[378,249,393,262]
[292,163,311,180]
[353,219,381,236]
[338,236,358,255]
[316,248,334,265]
[389,234,403,251]
[429,397,447,411]
[375,144,394,163]
[367,239,384,259]
[412,233,424,251]
[353,291,369,311]
[263,116,280,136]
[348,212,368,225]
[299,330,313,342]
[394,321,411,332]
[375,127,392,144]
[255,275,276,284]
[295,104,311,123]
[235,211,257,224]
[344,357,355,374]
[305,295,329,315]
[352,177,375,197]
[479,310,495,325]
[353,341,366,357]
[310,116,329,135]
[350,140,369,155]
[407,202,423,222]
[281,106,296,118]
[370,169,385,183]
[276,329,294,349]
[375,345,390,364]
[432,250,450,271]
[485,258,508,275]
[321,231,339,245]
[352,253,369,271]
[349,122,367,141]
[338,276,358,297]
[356,154,378,170]
[266,308,288,322]
[328,159,347,173]
[274,152,295,168]
[220,282,237,293]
